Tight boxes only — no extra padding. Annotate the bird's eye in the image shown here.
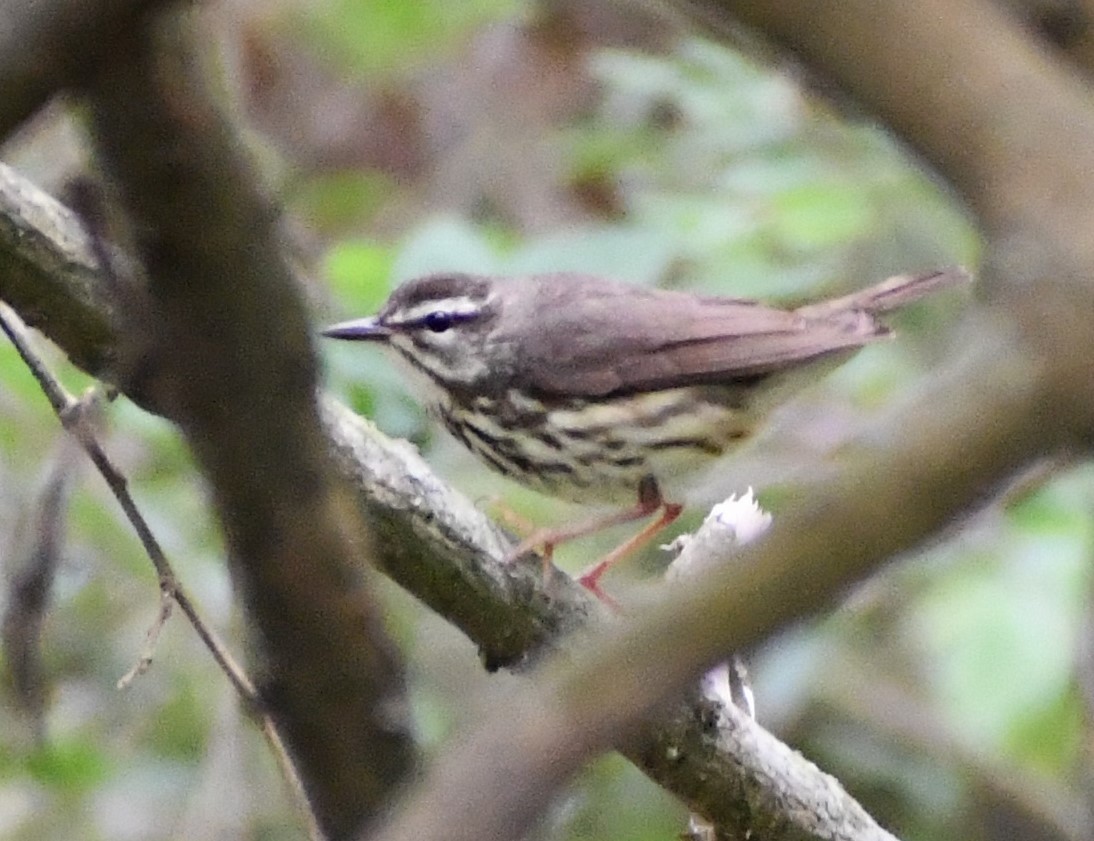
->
[423,312,453,333]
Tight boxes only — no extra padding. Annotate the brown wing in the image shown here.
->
[500,274,886,398]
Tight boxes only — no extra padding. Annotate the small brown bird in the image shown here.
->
[324,268,968,594]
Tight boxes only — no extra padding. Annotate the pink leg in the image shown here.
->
[577,502,683,594]
[502,478,663,566]
[501,477,684,602]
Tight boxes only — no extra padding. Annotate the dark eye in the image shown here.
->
[423,312,453,333]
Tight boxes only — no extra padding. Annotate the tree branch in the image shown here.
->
[674,0,1094,424]
[74,10,416,840]
[0,158,902,839]
[10,2,1094,837]
[360,0,1094,837]
[0,163,120,376]
[0,0,168,140]
[0,304,322,840]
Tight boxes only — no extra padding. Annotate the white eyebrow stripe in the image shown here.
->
[393,296,483,325]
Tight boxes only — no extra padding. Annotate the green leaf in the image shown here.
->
[910,470,1092,767]
[144,682,211,762]
[299,0,522,78]
[770,182,875,250]
[325,241,395,311]
[291,170,394,232]
[26,739,111,791]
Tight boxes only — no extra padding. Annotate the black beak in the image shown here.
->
[321,317,391,341]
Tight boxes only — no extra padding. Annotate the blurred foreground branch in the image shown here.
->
[0,161,898,839]
[0,0,169,140]
[81,9,415,840]
[6,1,1094,838]
[363,0,1094,837]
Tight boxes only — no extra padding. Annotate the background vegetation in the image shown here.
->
[0,1,1089,840]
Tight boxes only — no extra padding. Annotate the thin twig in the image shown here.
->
[116,589,173,689]
[0,303,323,841]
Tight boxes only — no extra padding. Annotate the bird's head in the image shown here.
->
[322,272,504,394]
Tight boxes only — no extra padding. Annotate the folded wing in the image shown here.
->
[504,275,888,398]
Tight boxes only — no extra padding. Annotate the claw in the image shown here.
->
[494,479,682,605]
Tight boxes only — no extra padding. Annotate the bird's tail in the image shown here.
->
[796,266,972,320]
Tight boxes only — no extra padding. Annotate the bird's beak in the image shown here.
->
[321,316,392,341]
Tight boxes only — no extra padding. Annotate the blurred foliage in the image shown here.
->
[293,0,522,79]
[0,1,1088,840]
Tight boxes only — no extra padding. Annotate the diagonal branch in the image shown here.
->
[11,2,1094,837]
[362,0,1094,838]
[363,324,1057,841]
[0,157,902,840]
[0,303,321,841]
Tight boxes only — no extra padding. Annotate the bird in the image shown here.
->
[323,267,968,595]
